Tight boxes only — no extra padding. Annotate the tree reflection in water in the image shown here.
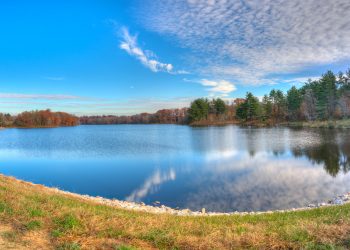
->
[292,129,350,177]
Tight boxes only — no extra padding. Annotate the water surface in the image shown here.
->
[0,125,349,212]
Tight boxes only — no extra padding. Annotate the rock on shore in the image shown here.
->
[7,175,350,216]
[51,187,350,216]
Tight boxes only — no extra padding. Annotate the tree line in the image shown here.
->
[3,68,348,127]
[188,68,350,124]
[79,102,237,125]
[80,108,189,125]
[0,109,79,128]
[80,68,350,126]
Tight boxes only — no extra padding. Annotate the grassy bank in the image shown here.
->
[190,119,350,129]
[0,175,350,249]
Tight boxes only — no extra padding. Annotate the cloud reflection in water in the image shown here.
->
[184,152,350,212]
[126,168,176,202]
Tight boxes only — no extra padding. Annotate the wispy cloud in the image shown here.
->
[0,93,83,100]
[120,27,187,74]
[82,96,193,115]
[0,95,193,115]
[184,78,236,97]
[140,0,350,84]
[282,76,321,86]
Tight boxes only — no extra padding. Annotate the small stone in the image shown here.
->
[308,204,316,208]
[333,198,344,205]
[181,209,191,215]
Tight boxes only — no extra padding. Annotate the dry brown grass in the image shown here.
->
[1,174,350,249]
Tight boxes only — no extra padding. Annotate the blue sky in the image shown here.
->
[1,0,350,115]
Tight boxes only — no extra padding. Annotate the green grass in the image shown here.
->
[0,174,350,249]
[51,214,81,238]
[115,245,138,250]
[28,208,44,217]
[25,220,42,230]
[56,242,81,250]
[0,200,13,214]
[1,231,19,242]
[141,228,176,249]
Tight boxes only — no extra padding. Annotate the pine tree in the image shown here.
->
[261,94,272,119]
[188,98,210,122]
[315,71,337,119]
[269,89,286,121]
[287,86,302,121]
[245,92,260,121]
[213,98,227,115]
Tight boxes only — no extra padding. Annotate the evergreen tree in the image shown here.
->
[245,92,261,121]
[269,89,286,121]
[337,68,350,93]
[261,94,272,119]
[315,71,337,119]
[188,98,210,122]
[287,86,302,121]
[236,102,248,120]
[276,90,287,119]
[213,98,227,115]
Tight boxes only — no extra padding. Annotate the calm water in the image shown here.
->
[0,125,349,212]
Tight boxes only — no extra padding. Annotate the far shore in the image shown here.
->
[79,118,350,129]
[2,119,350,129]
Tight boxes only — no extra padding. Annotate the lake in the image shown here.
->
[0,125,349,212]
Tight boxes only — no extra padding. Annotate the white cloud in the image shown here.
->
[184,78,236,96]
[282,76,321,86]
[120,27,186,74]
[176,70,190,75]
[140,0,350,84]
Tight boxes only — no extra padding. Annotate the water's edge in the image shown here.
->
[3,174,349,216]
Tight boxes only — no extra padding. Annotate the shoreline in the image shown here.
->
[2,173,350,249]
[3,174,349,216]
[1,119,350,129]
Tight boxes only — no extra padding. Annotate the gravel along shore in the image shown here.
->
[5,175,350,216]
[45,185,350,216]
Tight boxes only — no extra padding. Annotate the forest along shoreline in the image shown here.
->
[79,68,350,127]
[2,174,349,216]
[0,68,350,129]
[0,110,79,128]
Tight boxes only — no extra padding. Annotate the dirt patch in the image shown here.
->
[0,224,26,250]
[0,223,52,250]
